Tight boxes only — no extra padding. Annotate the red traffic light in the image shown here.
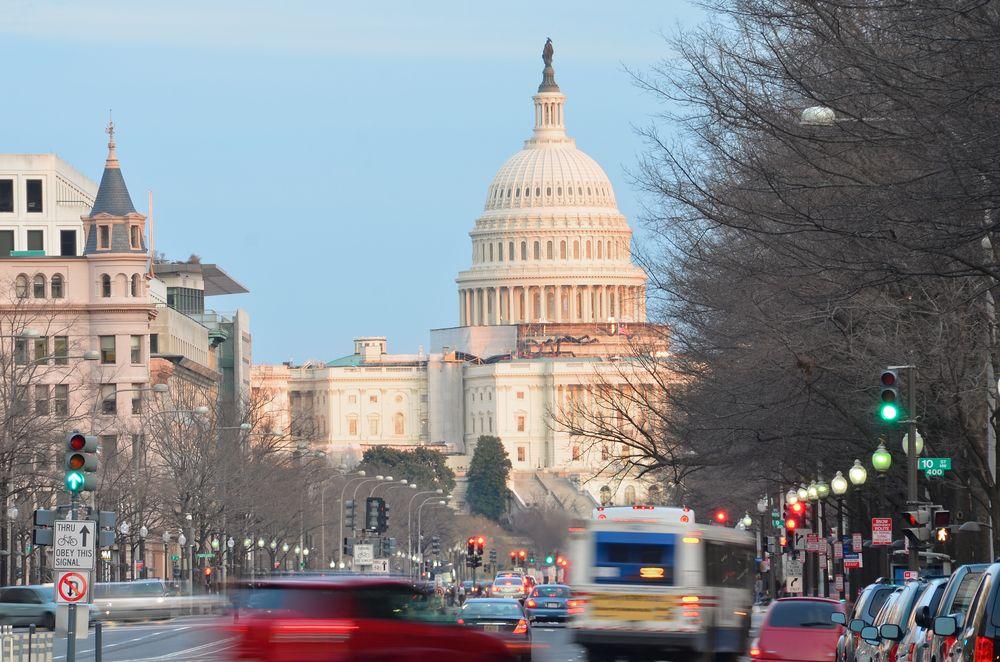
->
[790,502,804,515]
[713,509,728,524]
[880,370,897,387]
[518,550,526,559]
[69,433,87,451]
[785,517,798,530]
[203,567,212,576]
[477,536,485,545]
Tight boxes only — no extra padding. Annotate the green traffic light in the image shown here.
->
[880,403,899,421]
[65,471,85,493]
[545,555,554,564]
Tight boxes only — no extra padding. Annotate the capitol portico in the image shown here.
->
[253,43,666,513]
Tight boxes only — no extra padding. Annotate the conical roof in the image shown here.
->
[89,121,136,217]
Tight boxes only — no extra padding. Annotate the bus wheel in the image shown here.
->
[583,647,614,662]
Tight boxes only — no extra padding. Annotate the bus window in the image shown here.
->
[705,542,753,589]
[593,531,675,585]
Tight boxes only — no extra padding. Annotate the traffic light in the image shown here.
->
[518,549,527,563]
[712,509,729,525]
[64,431,98,493]
[376,499,389,534]
[783,501,806,531]
[510,550,517,565]
[343,537,354,557]
[878,370,901,422]
[475,536,485,556]
[901,509,930,543]
[545,554,555,565]
[364,498,377,531]
[344,500,355,530]
[431,536,441,555]
[489,549,497,564]
[467,537,476,555]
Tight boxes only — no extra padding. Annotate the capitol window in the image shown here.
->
[369,416,379,435]
[348,416,358,436]
[560,241,566,259]
[498,243,503,261]
[546,187,551,196]
[573,241,580,259]
[586,241,592,259]
[369,394,378,403]
[521,242,527,260]
[535,187,540,197]
[533,242,540,260]
[516,415,525,432]
[393,412,404,435]
[546,241,553,259]
[509,242,515,261]
[597,242,602,259]
[517,447,526,462]
[489,244,494,261]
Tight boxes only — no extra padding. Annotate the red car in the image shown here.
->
[751,597,846,662]
[226,576,516,661]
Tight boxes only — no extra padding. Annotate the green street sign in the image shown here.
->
[196,552,214,558]
[170,555,180,561]
[772,518,783,528]
[919,458,952,471]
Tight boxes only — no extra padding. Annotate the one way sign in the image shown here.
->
[53,521,95,571]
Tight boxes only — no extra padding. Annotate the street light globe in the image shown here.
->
[339,562,346,569]
[269,540,277,550]
[849,459,868,486]
[178,533,187,547]
[162,531,171,544]
[82,349,101,361]
[239,422,252,431]
[282,543,290,553]
[257,537,265,548]
[797,485,809,501]
[786,489,799,506]
[376,475,384,480]
[303,548,310,556]
[330,560,336,568]
[816,477,830,499]
[211,539,220,550]
[831,471,849,496]
[901,430,924,456]
[807,482,819,501]
[6,506,18,520]
[801,105,837,126]
[139,526,148,538]
[227,537,235,549]
[119,522,130,535]
[194,406,210,415]
[152,383,169,393]
[872,442,892,473]
[756,497,769,514]
[294,546,301,555]
[358,470,366,477]
[741,513,753,528]
[244,537,252,548]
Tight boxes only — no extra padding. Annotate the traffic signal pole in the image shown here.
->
[891,364,920,573]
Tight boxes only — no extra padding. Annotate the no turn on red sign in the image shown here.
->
[56,571,89,604]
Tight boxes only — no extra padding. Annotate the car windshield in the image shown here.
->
[768,601,838,628]
[462,601,523,618]
[533,586,569,598]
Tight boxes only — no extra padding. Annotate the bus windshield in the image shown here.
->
[593,531,675,585]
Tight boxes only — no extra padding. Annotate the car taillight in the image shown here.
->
[888,643,899,662]
[525,599,537,608]
[975,636,995,662]
[513,618,528,635]
[456,618,464,625]
[749,638,760,658]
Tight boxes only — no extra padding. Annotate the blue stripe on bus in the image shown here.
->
[593,532,677,544]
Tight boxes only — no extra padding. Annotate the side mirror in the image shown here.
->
[861,625,880,642]
[933,616,957,637]
[849,619,866,633]
[880,624,902,641]
[831,612,847,625]
[915,606,929,628]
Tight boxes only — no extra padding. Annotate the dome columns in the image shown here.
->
[458,283,646,326]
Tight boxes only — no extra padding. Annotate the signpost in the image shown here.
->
[371,558,389,574]
[354,543,374,566]
[918,457,952,477]
[872,518,893,546]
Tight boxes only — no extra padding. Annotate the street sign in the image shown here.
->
[844,554,862,569]
[772,518,782,528]
[852,533,863,553]
[354,543,374,565]
[918,458,951,471]
[196,552,214,558]
[835,574,844,592]
[834,543,843,559]
[806,533,819,552]
[55,571,89,604]
[53,520,95,570]
[903,570,919,581]
[784,558,803,577]
[371,558,389,574]
[872,518,893,545]
[785,574,803,594]
[794,531,807,550]
[170,555,180,561]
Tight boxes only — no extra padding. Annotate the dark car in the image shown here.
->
[228,576,516,661]
[525,584,571,623]
[895,578,947,662]
[836,582,900,662]
[927,565,990,662]
[933,563,1000,662]
[857,581,928,662]
[751,597,846,662]
[458,598,532,662]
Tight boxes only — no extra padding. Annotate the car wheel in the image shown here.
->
[42,613,55,630]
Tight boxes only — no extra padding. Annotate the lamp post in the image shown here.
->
[335,472,368,566]
[831,471,848,600]
[407,489,443,576]
[416,498,449,574]
[872,440,892,578]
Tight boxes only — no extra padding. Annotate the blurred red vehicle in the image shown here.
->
[751,597,846,662]
[226,576,516,662]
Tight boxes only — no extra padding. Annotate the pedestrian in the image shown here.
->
[447,583,455,607]
[457,583,466,606]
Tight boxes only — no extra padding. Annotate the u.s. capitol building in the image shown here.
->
[253,45,663,512]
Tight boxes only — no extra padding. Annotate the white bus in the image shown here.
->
[568,506,755,662]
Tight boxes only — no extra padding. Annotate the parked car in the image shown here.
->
[855,587,903,662]
[227,576,516,661]
[524,584,571,623]
[750,597,846,662]
[895,578,947,662]
[836,582,900,662]
[858,581,928,662]
[458,598,532,662]
[927,565,990,662]
[933,562,1000,662]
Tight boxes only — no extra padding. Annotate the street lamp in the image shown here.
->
[786,489,799,506]
[830,470,849,600]
[797,485,809,502]
[816,477,830,499]
[807,481,819,502]
[740,513,753,528]
[831,472,848,496]
[901,430,924,456]
[872,440,891,578]
[872,441,892,473]
[849,460,868,486]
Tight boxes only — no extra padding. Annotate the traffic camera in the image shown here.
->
[64,431,98,493]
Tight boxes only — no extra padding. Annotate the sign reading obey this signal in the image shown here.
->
[53,521,95,570]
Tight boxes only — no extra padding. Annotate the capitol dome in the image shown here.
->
[455,43,647,328]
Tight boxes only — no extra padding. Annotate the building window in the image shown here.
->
[597,241,603,259]
[27,230,43,252]
[488,416,493,432]
[130,335,142,364]
[0,180,11,213]
[100,384,116,415]
[546,241,553,259]
[348,395,357,404]
[130,225,141,249]
[33,337,47,363]
[488,244,493,261]
[165,287,204,314]
[14,338,26,365]
[560,240,567,259]
[25,180,42,213]
[60,230,76,257]
[369,394,378,404]
[54,384,68,415]
[586,241,593,259]
[0,231,12,258]
[572,445,580,460]
[34,385,49,416]
[516,391,524,400]
[533,241,540,260]
[149,334,158,354]
[14,274,28,298]
[498,243,503,262]
[100,274,111,297]
[100,336,116,364]
[32,274,45,299]
[369,416,379,436]
[348,416,358,436]
[131,383,143,415]
[50,274,64,298]
[509,241,515,261]
[130,274,140,297]
[520,241,527,260]
[573,241,580,259]
[516,415,525,432]
[98,225,110,249]
[393,412,404,435]
[53,336,68,365]
[517,446,526,462]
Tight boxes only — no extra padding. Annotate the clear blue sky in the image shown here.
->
[1,0,706,363]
